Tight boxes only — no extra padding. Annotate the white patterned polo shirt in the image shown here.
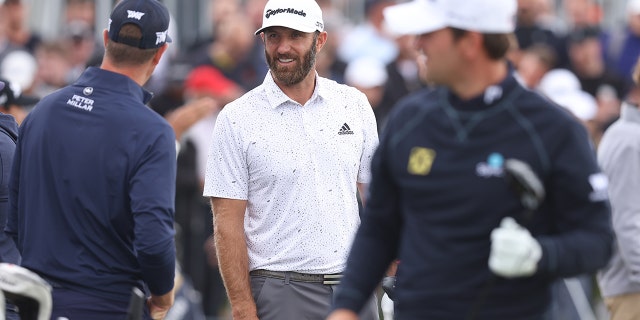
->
[203,71,379,274]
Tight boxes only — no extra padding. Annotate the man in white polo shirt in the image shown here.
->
[202,0,379,319]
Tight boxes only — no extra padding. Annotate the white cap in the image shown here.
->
[537,69,597,121]
[628,0,640,15]
[537,69,581,98]
[255,0,324,35]
[345,57,388,88]
[1,50,37,90]
[383,0,517,35]
[547,90,597,121]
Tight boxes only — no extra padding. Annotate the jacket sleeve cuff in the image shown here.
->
[331,287,369,314]
[138,243,176,295]
[536,237,557,274]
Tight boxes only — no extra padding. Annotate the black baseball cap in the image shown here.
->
[107,0,172,49]
[0,79,39,109]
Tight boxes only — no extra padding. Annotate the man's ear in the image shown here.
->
[316,31,328,52]
[152,43,169,66]
[102,29,110,47]
[460,31,483,60]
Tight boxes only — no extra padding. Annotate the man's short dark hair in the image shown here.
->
[105,24,159,66]
[450,28,511,60]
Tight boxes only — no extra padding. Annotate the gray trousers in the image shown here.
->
[250,273,379,320]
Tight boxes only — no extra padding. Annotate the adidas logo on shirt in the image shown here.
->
[338,123,354,135]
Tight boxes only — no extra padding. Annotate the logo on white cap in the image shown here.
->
[255,0,324,35]
[266,8,307,19]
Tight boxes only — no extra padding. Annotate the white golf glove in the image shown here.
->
[489,217,542,278]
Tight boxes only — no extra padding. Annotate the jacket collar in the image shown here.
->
[75,67,153,104]
[620,101,640,124]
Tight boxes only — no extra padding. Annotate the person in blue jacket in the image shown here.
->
[0,78,27,320]
[6,0,177,319]
[328,0,613,319]
[0,79,26,267]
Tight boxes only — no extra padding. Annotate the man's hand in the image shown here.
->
[166,97,219,140]
[489,217,542,278]
[147,289,175,320]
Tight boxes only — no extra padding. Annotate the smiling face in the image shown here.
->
[262,26,326,87]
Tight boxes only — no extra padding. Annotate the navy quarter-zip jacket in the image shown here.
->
[7,67,176,303]
[334,72,613,319]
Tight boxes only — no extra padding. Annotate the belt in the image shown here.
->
[250,269,342,285]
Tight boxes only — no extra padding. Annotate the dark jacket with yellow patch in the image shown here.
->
[333,72,613,319]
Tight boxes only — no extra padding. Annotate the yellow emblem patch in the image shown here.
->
[408,147,436,175]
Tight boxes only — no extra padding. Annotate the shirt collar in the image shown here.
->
[621,101,640,124]
[75,67,154,104]
[445,64,519,112]
[263,70,327,109]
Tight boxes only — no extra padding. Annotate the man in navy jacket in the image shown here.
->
[0,78,25,320]
[328,0,613,319]
[0,78,26,267]
[7,0,177,319]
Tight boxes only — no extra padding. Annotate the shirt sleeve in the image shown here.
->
[535,122,613,277]
[6,125,22,252]
[202,108,249,199]
[131,125,177,295]
[599,137,640,283]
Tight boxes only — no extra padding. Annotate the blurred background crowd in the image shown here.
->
[1,0,639,319]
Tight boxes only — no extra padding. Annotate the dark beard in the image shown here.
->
[265,37,317,86]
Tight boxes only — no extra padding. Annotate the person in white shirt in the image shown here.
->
[596,58,640,320]
[202,0,379,319]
